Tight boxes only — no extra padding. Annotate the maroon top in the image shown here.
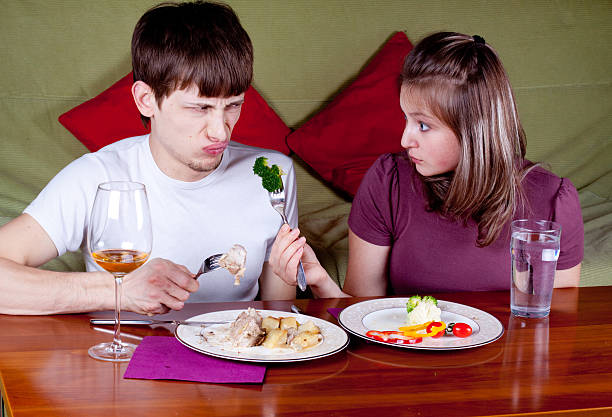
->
[348,153,584,294]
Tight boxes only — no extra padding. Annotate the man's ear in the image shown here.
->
[132,80,156,118]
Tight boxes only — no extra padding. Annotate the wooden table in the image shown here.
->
[1,287,612,416]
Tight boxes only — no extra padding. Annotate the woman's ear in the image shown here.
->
[132,80,156,118]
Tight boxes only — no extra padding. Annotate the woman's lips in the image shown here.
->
[410,156,422,164]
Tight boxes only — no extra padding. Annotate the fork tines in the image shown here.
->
[206,254,222,269]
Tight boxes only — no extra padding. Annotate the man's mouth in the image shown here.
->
[203,144,227,155]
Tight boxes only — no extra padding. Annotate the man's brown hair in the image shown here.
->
[132,1,253,125]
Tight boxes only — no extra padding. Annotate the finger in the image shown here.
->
[166,265,199,292]
[279,226,301,248]
[280,237,305,279]
[283,246,304,283]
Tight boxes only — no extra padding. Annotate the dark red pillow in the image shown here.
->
[59,72,291,154]
[286,32,413,196]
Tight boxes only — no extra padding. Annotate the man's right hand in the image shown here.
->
[121,258,199,315]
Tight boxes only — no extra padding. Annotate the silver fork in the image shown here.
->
[194,253,223,278]
[269,185,308,291]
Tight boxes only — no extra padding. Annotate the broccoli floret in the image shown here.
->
[406,295,422,313]
[253,156,285,192]
[422,295,438,306]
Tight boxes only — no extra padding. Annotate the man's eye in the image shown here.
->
[419,122,430,131]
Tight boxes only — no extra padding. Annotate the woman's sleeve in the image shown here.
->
[348,154,396,246]
[554,178,584,270]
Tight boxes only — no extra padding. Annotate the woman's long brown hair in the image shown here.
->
[401,32,532,247]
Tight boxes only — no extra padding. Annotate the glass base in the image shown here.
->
[88,341,137,362]
[511,306,550,318]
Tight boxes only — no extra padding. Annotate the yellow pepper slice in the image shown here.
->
[398,321,432,333]
[400,321,446,338]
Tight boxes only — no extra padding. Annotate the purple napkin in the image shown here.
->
[124,336,266,383]
[327,308,343,319]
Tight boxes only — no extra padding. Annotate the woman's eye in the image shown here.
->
[419,122,430,132]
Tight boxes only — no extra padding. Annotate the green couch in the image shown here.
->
[1,1,610,286]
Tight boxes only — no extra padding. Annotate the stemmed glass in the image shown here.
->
[87,181,152,362]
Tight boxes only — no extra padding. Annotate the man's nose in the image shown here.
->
[207,111,230,142]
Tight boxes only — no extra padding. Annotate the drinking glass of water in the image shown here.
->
[510,219,561,318]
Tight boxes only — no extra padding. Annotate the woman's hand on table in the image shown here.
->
[121,258,199,315]
[270,224,348,298]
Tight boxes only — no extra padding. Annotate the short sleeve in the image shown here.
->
[23,155,106,256]
[553,178,584,270]
[348,154,396,246]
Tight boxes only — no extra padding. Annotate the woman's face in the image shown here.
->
[399,85,461,177]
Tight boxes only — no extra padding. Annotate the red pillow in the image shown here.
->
[58,72,291,154]
[287,32,413,196]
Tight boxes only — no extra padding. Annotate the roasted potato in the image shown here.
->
[262,328,287,348]
[297,320,320,334]
[290,331,322,350]
[280,317,298,330]
[262,316,280,331]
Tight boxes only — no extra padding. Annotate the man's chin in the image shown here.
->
[188,154,223,173]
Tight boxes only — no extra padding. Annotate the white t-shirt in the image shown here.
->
[24,135,298,302]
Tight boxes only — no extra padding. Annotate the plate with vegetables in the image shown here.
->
[338,296,504,350]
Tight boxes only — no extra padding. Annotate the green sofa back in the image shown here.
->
[1,1,610,285]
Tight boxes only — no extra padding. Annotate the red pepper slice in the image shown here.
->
[365,330,422,345]
[426,321,446,338]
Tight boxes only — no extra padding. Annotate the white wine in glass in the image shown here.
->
[88,181,152,362]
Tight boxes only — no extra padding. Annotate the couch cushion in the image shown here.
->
[58,72,291,154]
[286,31,413,196]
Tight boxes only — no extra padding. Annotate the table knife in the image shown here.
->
[90,319,230,326]
[297,262,307,292]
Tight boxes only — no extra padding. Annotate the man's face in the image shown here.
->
[149,85,244,182]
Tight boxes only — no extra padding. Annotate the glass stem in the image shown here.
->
[112,274,124,350]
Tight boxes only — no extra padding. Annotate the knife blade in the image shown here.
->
[297,261,307,292]
[90,319,230,326]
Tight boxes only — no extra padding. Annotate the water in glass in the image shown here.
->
[510,220,561,318]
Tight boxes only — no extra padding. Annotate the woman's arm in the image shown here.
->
[258,262,298,300]
[554,263,581,288]
[341,229,390,297]
[268,225,347,298]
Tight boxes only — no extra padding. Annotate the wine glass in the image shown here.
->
[87,181,152,362]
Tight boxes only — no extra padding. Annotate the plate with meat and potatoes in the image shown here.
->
[175,308,349,362]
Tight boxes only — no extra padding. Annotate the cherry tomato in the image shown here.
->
[452,323,473,338]
[426,321,445,338]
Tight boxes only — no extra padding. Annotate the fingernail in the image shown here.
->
[281,224,290,232]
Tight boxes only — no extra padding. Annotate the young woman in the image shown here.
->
[271,32,583,297]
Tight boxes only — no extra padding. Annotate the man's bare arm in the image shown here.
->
[0,214,115,314]
[0,214,199,315]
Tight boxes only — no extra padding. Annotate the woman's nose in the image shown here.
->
[400,125,417,149]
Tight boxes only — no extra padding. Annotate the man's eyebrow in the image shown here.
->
[186,98,245,107]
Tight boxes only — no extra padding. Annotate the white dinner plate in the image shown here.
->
[338,298,504,350]
[175,309,349,362]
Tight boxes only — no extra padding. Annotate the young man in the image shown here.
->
[0,1,297,315]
